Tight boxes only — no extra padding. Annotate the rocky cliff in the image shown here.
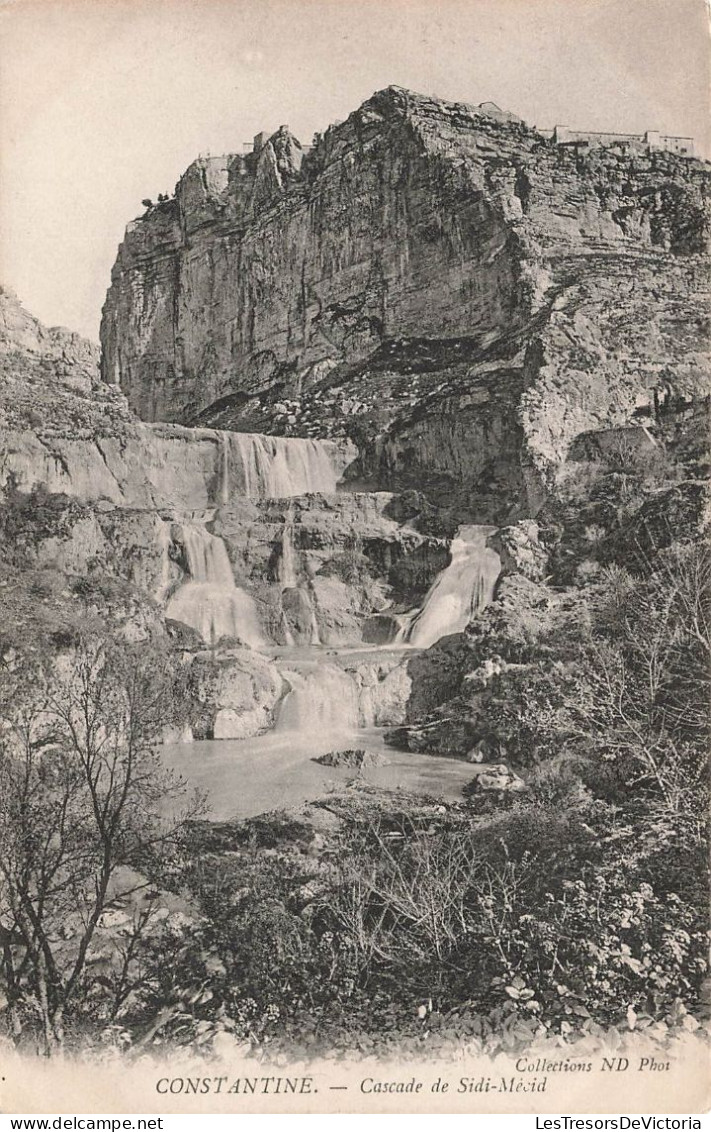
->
[0,285,130,435]
[101,86,711,521]
[0,289,356,511]
[3,85,710,768]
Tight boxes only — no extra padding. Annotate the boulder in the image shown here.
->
[188,648,283,740]
[490,520,548,581]
[314,749,387,769]
[472,764,526,793]
[465,737,496,763]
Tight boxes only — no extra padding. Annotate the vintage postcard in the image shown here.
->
[0,0,709,1116]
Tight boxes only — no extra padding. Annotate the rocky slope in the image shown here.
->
[0,285,131,436]
[101,86,711,523]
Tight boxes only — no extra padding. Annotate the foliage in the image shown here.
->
[80,757,699,1062]
[483,542,710,807]
[545,433,692,585]
[320,535,371,585]
[0,484,90,551]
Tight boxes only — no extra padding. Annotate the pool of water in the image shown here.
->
[163,729,478,821]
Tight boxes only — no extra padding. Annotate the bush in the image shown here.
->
[473,869,708,1028]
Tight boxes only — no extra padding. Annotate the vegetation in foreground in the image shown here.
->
[0,436,708,1062]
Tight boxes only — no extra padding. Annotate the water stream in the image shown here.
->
[397,525,501,648]
[164,728,478,821]
[278,507,298,589]
[276,664,365,735]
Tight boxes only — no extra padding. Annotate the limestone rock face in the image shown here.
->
[101,90,523,425]
[101,86,711,520]
[0,424,354,511]
[213,492,446,647]
[211,650,284,739]
[183,649,285,740]
[490,520,548,581]
[343,654,413,727]
[0,286,131,437]
[0,285,99,393]
[9,501,177,602]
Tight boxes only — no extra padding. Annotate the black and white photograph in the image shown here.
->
[0,0,708,1115]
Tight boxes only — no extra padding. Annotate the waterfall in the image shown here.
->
[156,520,177,602]
[219,434,230,505]
[399,525,501,649]
[308,601,321,646]
[278,509,297,645]
[281,611,296,648]
[276,665,361,735]
[226,433,344,498]
[165,524,264,648]
[279,508,298,588]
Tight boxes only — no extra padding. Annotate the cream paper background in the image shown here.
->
[1,1036,709,1114]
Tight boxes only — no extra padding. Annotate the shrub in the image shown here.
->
[472,867,708,1029]
[320,536,370,585]
[0,632,198,1053]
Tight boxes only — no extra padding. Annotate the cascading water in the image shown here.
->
[223,433,345,499]
[276,665,363,736]
[280,613,296,649]
[155,521,177,602]
[307,599,321,647]
[219,434,231,505]
[397,525,501,649]
[279,508,298,588]
[160,447,496,813]
[165,524,264,648]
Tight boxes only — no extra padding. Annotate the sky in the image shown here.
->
[0,0,708,341]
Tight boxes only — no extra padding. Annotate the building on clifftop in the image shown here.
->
[550,125,694,156]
